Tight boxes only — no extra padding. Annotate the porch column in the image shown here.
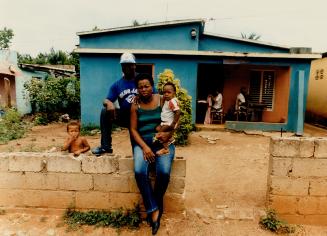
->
[296,70,305,136]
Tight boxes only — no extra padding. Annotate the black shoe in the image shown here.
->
[151,220,160,235]
[91,146,113,156]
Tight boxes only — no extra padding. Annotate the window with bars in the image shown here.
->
[249,70,275,110]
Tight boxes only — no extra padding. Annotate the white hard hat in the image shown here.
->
[120,52,136,64]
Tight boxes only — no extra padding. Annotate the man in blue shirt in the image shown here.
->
[92,52,138,156]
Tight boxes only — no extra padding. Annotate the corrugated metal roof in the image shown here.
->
[203,32,290,50]
[77,19,205,36]
[74,48,321,59]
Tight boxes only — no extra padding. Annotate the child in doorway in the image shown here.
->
[154,82,181,155]
[62,120,90,156]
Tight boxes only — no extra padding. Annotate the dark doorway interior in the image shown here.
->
[196,64,224,123]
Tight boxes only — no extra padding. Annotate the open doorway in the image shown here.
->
[196,64,224,123]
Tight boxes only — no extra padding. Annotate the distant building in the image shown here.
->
[76,19,320,133]
[306,53,327,125]
[0,50,76,115]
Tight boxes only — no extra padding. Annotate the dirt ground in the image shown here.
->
[0,123,327,235]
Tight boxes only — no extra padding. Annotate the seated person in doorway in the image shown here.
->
[235,87,248,112]
[204,89,223,124]
[62,120,90,156]
[154,82,181,155]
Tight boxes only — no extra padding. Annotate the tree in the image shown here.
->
[241,32,261,40]
[0,27,14,49]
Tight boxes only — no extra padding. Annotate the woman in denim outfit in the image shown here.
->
[130,73,175,235]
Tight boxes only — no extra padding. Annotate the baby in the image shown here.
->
[62,120,90,156]
[155,82,181,155]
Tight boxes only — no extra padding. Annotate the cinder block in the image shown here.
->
[0,189,24,206]
[310,179,327,196]
[118,157,134,175]
[0,156,9,171]
[0,172,26,189]
[171,158,186,177]
[93,175,129,192]
[270,137,314,158]
[0,189,74,208]
[298,197,320,214]
[278,214,305,225]
[270,176,309,196]
[271,157,293,176]
[167,177,185,194]
[314,138,327,158]
[108,192,141,209]
[9,153,46,172]
[299,138,315,158]
[75,191,110,209]
[292,159,327,177]
[164,193,185,213]
[47,156,81,173]
[128,176,139,193]
[24,172,59,190]
[269,195,298,214]
[270,137,300,157]
[58,173,93,191]
[82,155,118,174]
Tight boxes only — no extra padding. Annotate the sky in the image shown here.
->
[1,0,326,56]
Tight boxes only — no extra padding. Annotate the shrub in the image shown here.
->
[259,209,295,234]
[157,69,193,145]
[0,108,27,144]
[24,76,80,122]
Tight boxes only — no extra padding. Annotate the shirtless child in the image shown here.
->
[62,121,90,156]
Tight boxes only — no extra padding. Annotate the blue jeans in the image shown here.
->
[133,141,175,214]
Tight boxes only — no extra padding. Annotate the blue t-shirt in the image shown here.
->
[106,77,137,112]
[106,76,157,112]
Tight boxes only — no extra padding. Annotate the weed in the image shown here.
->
[63,205,141,231]
[0,108,28,144]
[259,209,295,234]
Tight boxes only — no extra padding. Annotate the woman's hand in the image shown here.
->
[142,145,155,162]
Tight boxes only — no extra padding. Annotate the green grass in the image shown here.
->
[63,205,141,231]
[259,209,295,234]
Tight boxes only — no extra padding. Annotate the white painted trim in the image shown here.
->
[74,48,322,59]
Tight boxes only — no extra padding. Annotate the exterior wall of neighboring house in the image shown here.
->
[77,20,316,132]
[306,57,327,124]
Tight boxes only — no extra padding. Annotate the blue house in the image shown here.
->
[76,19,320,133]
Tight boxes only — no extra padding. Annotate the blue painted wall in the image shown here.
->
[80,54,199,125]
[199,35,289,53]
[80,23,201,51]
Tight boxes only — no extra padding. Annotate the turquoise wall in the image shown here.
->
[199,35,289,53]
[80,54,199,125]
[80,23,201,51]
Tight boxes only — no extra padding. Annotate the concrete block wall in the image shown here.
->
[268,137,327,225]
[0,153,186,214]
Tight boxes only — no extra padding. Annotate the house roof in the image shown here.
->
[19,64,76,77]
[203,32,290,50]
[74,48,321,60]
[0,61,21,76]
[77,19,205,36]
